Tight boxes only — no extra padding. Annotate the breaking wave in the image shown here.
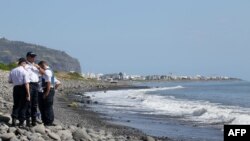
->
[86,86,250,126]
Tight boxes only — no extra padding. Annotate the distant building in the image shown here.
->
[101,73,121,80]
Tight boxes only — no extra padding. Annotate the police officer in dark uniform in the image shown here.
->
[25,52,45,126]
[38,61,58,126]
[8,58,30,126]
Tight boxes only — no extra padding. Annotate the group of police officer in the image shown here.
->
[8,52,61,127]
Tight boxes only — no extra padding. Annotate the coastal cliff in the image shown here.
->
[0,38,81,73]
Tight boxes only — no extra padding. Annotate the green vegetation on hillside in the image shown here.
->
[0,37,81,72]
[0,62,17,70]
[67,72,84,80]
[55,71,84,80]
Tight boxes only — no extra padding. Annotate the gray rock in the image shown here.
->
[68,125,77,132]
[76,123,84,128]
[0,133,16,140]
[24,131,32,138]
[31,124,46,134]
[47,125,63,132]
[41,135,51,141]
[45,128,51,133]
[88,133,99,139]
[0,123,9,134]
[48,132,61,141]
[86,128,95,134]
[146,136,155,141]
[33,133,42,137]
[98,130,105,135]
[31,137,45,141]
[106,136,115,141]
[57,130,73,140]
[19,136,29,141]
[10,137,19,141]
[8,127,17,133]
[0,123,9,130]
[0,129,7,134]
[27,134,37,140]
[116,136,127,141]
[73,128,93,141]
[16,128,25,135]
[0,114,11,123]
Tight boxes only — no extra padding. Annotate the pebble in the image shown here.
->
[47,125,63,132]
[0,123,9,134]
[68,125,78,132]
[32,137,45,141]
[31,124,46,134]
[0,133,16,140]
[48,131,61,141]
[16,128,25,135]
[146,136,156,141]
[0,123,9,130]
[8,127,17,133]
[41,135,51,141]
[88,132,99,139]
[73,128,93,141]
[27,134,38,140]
[10,137,19,141]
[57,129,73,140]
[19,136,29,141]
[86,128,95,134]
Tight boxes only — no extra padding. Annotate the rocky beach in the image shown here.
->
[0,70,169,141]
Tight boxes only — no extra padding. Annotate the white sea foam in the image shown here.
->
[85,86,250,126]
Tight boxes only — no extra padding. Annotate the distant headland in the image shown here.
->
[0,37,81,73]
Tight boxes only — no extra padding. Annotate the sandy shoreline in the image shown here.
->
[0,70,171,141]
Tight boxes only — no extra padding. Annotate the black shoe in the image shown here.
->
[18,121,24,127]
[32,121,37,126]
[26,120,31,127]
[11,119,17,126]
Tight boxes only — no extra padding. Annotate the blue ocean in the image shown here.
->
[85,80,250,141]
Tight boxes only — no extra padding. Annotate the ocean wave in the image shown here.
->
[139,85,184,92]
[192,108,207,116]
[85,86,250,126]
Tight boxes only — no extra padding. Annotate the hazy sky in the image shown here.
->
[0,0,249,80]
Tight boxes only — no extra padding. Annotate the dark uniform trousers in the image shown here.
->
[11,85,29,122]
[26,83,38,122]
[38,88,55,125]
